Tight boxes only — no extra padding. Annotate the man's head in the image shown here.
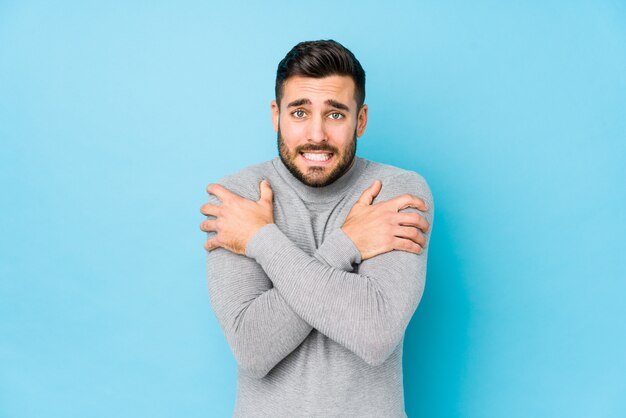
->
[272,40,368,187]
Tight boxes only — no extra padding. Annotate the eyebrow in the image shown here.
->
[325,99,350,111]
[286,98,351,112]
[287,98,311,108]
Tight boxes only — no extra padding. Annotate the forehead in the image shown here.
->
[281,75,356,106]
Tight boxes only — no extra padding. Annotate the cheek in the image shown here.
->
[280,120,306,141]
[328,124,356,143]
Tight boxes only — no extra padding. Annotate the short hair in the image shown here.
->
[275,40,366,109]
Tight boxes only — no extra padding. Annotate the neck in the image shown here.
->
[273,156,363,203]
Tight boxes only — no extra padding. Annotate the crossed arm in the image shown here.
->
[201,173,433,377]
[205,226,363,378]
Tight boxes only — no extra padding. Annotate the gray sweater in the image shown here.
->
[206,156,434,417]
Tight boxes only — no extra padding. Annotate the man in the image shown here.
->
[199,40,434,418]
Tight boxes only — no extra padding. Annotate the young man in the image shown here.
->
[199,40,434,418]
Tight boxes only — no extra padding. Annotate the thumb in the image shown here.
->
[259,179,273,204]
[357,180,382,205]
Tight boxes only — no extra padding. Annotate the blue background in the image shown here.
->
[1,1,625,417]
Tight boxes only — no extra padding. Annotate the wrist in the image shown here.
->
[339,226,363,260]
[319,228,362,268]
[245,223,276,258]
[249,221,272,240]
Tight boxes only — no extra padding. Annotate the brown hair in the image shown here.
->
[275,40,366,109]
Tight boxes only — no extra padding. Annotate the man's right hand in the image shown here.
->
[341,180,430,261]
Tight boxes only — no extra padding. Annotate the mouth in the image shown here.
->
[300,151,334,165]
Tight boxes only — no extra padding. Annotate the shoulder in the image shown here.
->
[359,158,434,209]
[216,160,274,201]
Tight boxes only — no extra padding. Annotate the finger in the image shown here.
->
[357,180,382,205]
[206,183,236,202]
[199,219,217,232]
[392,236,423,255]
[204,238,220,252]
[394,225,426,248]
[259,179,273,204]
[389,194,428,212]
[396,212,430,233]
[199,202,220,216]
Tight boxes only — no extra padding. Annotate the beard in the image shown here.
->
[277,126,358,188]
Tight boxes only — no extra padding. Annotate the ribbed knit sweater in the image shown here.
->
[206,156,434,417]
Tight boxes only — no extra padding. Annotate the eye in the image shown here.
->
[292,109,306,118]
[328,112,344,120]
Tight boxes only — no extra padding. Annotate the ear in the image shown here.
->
[356,104,368,137]
[271,100,280,133]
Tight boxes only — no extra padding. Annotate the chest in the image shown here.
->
[271,190,357,254]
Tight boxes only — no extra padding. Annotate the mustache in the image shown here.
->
[297,145,338,153]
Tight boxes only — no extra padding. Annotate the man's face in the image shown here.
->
[272,75,368,187]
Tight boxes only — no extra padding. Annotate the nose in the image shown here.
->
[307,114,327,143]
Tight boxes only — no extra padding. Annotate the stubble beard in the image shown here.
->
[277,127,358,188]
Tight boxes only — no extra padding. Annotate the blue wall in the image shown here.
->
[1,1,625,417]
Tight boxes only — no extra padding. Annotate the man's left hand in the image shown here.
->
[199,180,274,255]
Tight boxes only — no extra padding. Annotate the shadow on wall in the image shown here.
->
[403,199,471,417]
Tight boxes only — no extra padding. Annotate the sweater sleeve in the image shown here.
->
[245,171,434,367]
[206,176,360,378]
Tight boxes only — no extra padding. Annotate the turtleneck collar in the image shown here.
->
[272,156,365,203]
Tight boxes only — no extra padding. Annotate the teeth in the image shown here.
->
[303,153,332,161]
